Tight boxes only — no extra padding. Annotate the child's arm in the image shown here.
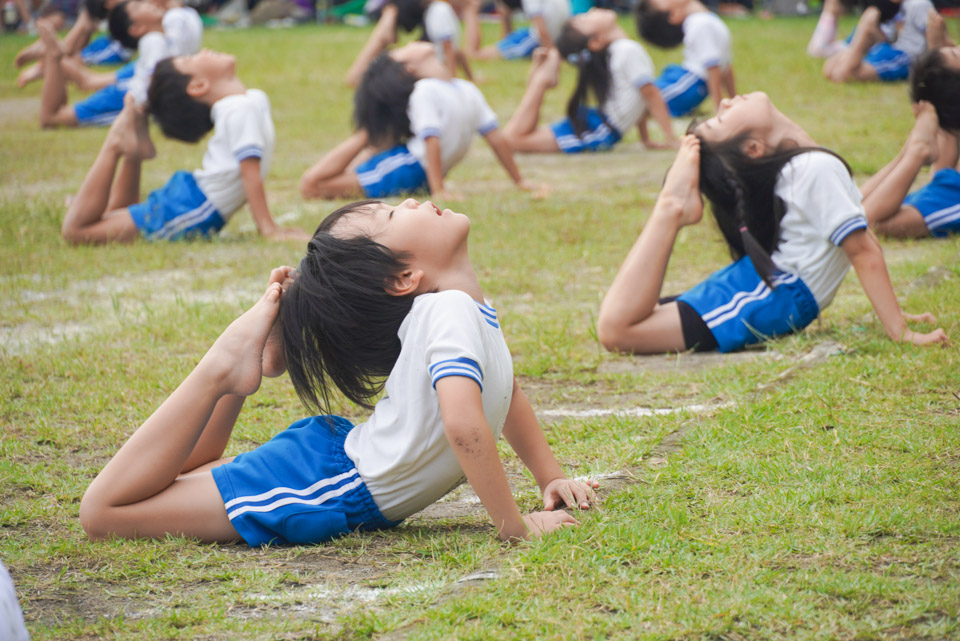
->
[455,48,475,81]
[706,66,724,111]
[498,0,513,38]
[841,229,948,345]
[639,84,678,149]
[721,66,736,99]
[531,15,553,49]
[423,135,449,198]
[482,128,548,196]
[502,379,598,510]
[436,377,579,540]
[346,4,397,87]
[240,158,310,242]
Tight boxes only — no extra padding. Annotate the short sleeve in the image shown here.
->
[221,99,267,162]
[464,82,498,134]
[416,292,487,391]
[612,39,654,89]
[780,153,868,246]
[424,2,458,43]
[522,0,544,16]
[127,32,167,105]
[684,17,723,70]
[408,82,443,140]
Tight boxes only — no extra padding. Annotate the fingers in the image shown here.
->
[905,311,936,324]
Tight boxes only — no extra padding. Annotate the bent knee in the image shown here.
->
[596,317,628,353]
[61,222,85,245]
[79,494,114,541]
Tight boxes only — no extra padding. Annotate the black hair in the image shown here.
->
[108,1,140,50]
[692,127,852,286]
[146,58,213,143]
[556,22,612,137]
[354,53,417,147]
[280,201,416,413]
[85,0,110,21]
[911,48,960,132]
[389,0,427,32]
[868,0,902,24]
[634,0,684,48]
[500,0,522,9]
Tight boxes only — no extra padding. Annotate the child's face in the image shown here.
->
[569,8,618,40]
[647,0,684,13]
[125,0,164,31]
[173,49,238,87]
[693,92,777,145]
[389,41,439,77]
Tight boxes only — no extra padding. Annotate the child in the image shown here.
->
[463,0,570,60]
[35,0,201,128]
[596,94,947,355]
[60,51,307,244]
[821,0,935,83]
[501,9,676,153]
[301,42,540,201]
[634,0,735,117]
[345,0,473,86]
[79,200,599,546]
[863,45,960,236]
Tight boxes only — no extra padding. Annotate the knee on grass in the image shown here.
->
[78,493,120,541]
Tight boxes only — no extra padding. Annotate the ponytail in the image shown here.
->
[556,23,612,136]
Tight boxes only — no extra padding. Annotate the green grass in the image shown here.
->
[2,14,960,641]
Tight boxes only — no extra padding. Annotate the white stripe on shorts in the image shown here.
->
[226,470,363,520]
[702,273,798,330]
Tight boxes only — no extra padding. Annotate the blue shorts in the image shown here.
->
[128,171,225,240]
[550,107,621,153]
[864,42,911,81]
[654,64,708,117]
[211,415,398,547]
[81,35,133,66]
[73,83,126,126]
[497,27,539,59]
[677,256,820,353]
[904,167,960,237]
[356,144,429,198]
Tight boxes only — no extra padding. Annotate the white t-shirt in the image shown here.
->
[681,11,731,80]
[1,561,29,641]
[193,89,275,219]
[600,38,655,134]
[127,6,203,105]
[521,0,570,43]
[771,152,868,310]
[424,0,460,61]
[889,0,933,58]
[405,78,499,174]
[344,290,515,522]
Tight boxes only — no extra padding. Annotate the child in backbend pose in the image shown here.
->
[597,93,948,355]
[301,42,539,201]
[634,0,734,117]
[501,8,676,153]
[345,0,473,86]
[820,0,935,83]
[463,0,569,60]
[60,50,306,244]
[79,200,598,546]
[863,45,960,237]
[35,0,201,128]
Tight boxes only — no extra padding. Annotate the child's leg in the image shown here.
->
[37,22,79,128]
[501,48,562,153]
[16,60,44,89]
[863,102,938,236]
[721,66,736,98]
[596,136,702,354]
[62,56,117,92]
[807,0,845,57]
[80,282,283,542]
[822,6,882,82]
[299,130,369,199]
[61,97,148,244]
[934,129,960,173]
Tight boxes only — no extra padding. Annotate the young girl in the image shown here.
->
[501,8,676,154]
[79,199,598,546]
[596,93,948,355]
[301,42,539,201]
[345,0,473,87]
[463,0,569,60]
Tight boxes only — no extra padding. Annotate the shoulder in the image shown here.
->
[453,78,485,99]
[411,289,479,317]
[137,31,166,55]
[210,91,260,125]
[782,150,850,182]
[684,11,726,35]
[162,6,200,28]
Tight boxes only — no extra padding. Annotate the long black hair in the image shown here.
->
[147,58,214,143]
[354,53,418,147]
[910,48,960,132]
[634,0,684,49]
[390,0,427,32]
[693,129,852,286]
[280,201,417,413]
[556,22,612,137]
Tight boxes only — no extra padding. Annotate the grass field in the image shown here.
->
[1,12,959,641]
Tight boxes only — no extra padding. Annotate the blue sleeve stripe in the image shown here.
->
[703,58,721,68]
[432,370,483,391]
[632,75,654,88]
[830,216,868,245]
[419,127,442,139]
[235,145,263,161]
[429,357,482,377]
[483,318,500,329]
[478,121,499,135]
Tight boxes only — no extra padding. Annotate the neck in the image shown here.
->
[426,249,485,304]
[768,112,817,150]
[203,79,247,106]
[682,0,707,17]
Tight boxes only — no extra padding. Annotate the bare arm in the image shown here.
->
[639,83,678,149]
[346,5,397,87]
[424,135,446,195]
[841,229,947,345]
[530,15,552,49]
[240,158,308,241]
[483,128,545,195]
[706,66,723,112]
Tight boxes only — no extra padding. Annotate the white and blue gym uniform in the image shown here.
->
[1,561,29,641]
[129,89,274,240]
[213,290,515,546]
[551,38,654,153]
[855,0,933,81]
[81,34,135,66]
[358,78,499,197]
[903,167,960,236]
[654,11,731,117]
[676,152,868,352]
[497,0,570,59]
[424,0,461,62]
[73,6,202,126]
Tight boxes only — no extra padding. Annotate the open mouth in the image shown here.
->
[431,202,442,216]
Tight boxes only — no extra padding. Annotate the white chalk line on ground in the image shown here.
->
[539,402,732,419]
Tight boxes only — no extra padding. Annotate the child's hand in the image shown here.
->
[903,311,937,324]
[903,327,949,346]
[517,179,549,199]
[542,478,598,511]
[522,510,579,538]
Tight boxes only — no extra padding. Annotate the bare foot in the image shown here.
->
[656,135,703,226]
[262,266,297,378]
[17,61,43,88]
[908,101,940,166]
[200,283,282,397]
[529,47,559,88]
[926,9,949,49]
[36,21,63,62]
[105,95,144,159]
[130,95,157,160]
[15,39,44,67]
